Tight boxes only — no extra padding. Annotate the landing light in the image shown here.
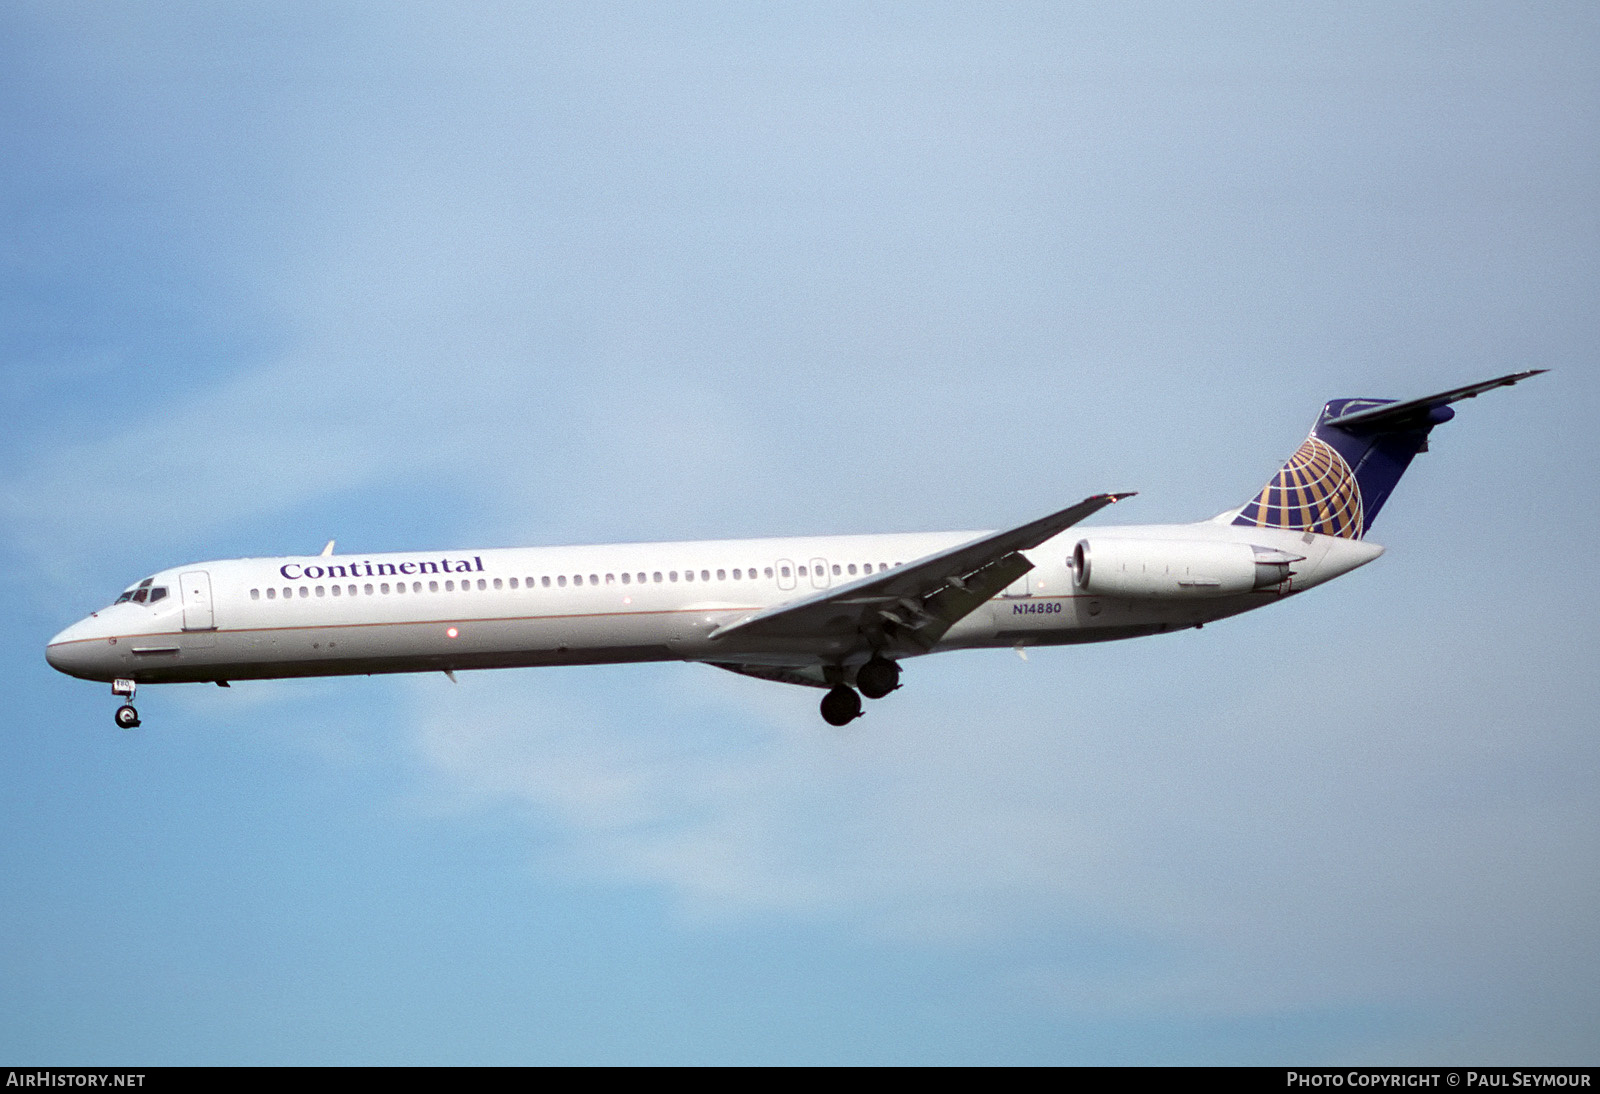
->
[446,627,459,638]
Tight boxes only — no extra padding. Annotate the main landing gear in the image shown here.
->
[818,657,903,726]
[112,678,140,729]
[855,655,900,700]
[820,685,862,726]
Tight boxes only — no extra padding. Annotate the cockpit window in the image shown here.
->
[113,577,167,607]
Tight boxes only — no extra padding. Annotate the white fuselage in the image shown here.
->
[45,519,1383,687]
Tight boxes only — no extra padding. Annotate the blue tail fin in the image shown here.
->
[1232,371,1544,540]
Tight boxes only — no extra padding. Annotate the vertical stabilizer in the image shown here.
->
[1232,371,1544,539]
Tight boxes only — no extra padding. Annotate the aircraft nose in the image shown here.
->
[46,618,112,680]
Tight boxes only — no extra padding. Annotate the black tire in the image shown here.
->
[819,685,862,726]
[114,704,141,730]
[856,657,900,700]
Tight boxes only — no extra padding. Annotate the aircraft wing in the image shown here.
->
[706,492,1133,653]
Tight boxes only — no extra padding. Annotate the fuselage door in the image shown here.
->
[180,571,216,630]
[809,558,830,589]
[776,559,796,591]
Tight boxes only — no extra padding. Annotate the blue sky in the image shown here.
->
[3,2,1596,1064]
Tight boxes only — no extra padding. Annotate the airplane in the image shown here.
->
[46,371,1542,729]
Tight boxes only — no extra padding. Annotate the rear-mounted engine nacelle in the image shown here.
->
[1072,539,1300,599]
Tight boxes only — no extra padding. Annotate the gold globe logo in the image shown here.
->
[1239,436,1364,539]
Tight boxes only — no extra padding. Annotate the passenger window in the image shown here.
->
[365,584,374,595]
[558,576,567,587]
[316,586,325,597]
[381,583,391,594]
[848,564,857,575]
[732,569,741,580]
[832,564,841,576]
[717,569,725,581]
[764,567,773,578]
[542,576,551,588]
[251,589,260,600]
[653,572,663,583]
[621,573,631,585]
[299,587,309,598]
[684,570,693,582]
[605,574,615,585]
[508,578,518,589]
[493,578,502,590]
[478,579,487,590]
[670,571,678,582]
[331,585,341,596]
[589,574,598,586]
[266,588,276,600]
[429,581,439,593]
[780,567,791,579]
[283,588,293,599]
[445,580,455,592]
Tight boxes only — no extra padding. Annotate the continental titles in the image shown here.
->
[279,556,486,581]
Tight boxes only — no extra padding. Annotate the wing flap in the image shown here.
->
[707,661,830,689]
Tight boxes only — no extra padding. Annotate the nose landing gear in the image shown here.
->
[112,678,140,729]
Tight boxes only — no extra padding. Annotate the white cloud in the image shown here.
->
[399,613,1600,1029]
